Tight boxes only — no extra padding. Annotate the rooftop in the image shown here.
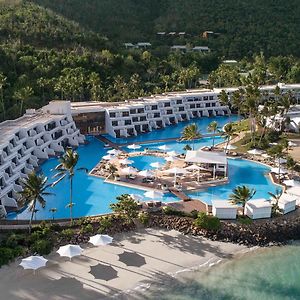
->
[246,199,272,209]
[211,200,237,208]
[185,150,227,165]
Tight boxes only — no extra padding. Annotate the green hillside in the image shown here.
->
[32,0,300,58]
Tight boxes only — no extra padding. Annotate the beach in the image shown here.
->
[0,228,247,300]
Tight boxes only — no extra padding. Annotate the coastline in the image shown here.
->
[0,228,247,300]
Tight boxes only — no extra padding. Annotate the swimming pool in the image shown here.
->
[104,115,241,144]
[131,155,166,170]
[187,158,280,204]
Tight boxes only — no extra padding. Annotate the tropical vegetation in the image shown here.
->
[229,185,256,215]
[180,123,201,150]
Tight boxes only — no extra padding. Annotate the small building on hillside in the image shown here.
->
[170,45,188,52]
[244,199,272,219]
[136,42,152,48]
[202,31,221,39]
[124,43,135,49]
[192,46,210,53]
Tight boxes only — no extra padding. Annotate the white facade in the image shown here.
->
[211,200,237,219]
[278,193,297,214]
[244,199,272,219]
[0,102,85,211]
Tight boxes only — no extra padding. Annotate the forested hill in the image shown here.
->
[31,0,300,58]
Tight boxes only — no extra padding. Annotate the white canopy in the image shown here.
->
[144,190,164,199]
[211,200,238,209]
[138,170,155,177]
[246,199,272,209]
[164,167,187,175]
[247,149,264,155]
[107,149,121,155]
[224,144,237,150]
[150,162,164,169]
[127,144,142,150]
[129,194,144,201]
[57,245,83,259]
[283,179,300,187]
[158,145,170,151]
[185,164,203,171]
[20,256,48,271]
[120,166,137,174]
[185,150,227,165]
[287,186,300,197]
[89,234,113,246]
[278,193,298,204]
[102,154,115,161]
[262,153,271,159]
[165,156,181,162]
[119,158,134,165]
[167,151,179,157]
[270,167,288,174]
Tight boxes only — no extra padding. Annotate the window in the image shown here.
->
[177,100,182,104]
[112,121,118,126]
[203,96,208,101]
[125,120,131,125]
[152,105,158,110]
[110,112,116,118]
[164,102,171,107]
[122,112,129,117]
[209,96,214,100]
[132,117,138,122]
[130,109,136,114]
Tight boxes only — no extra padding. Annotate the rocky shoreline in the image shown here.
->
[148,212,300,247]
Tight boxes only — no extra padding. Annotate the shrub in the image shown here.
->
[5,233,27,248]
[189,210,199,219]
[0,247,18,267]
[194,212,221,231]
[110,194,139,220]
[162,206,186,217]
[237,216,253,225]
[29,231,43,243]
[49,223,61,232]
[97,216,112,233]
[61,228,75,239]
[31,239,53,255]
[138,212,150,225]
[80,223,93,234]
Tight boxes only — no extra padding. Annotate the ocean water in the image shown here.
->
[143,244,300,300]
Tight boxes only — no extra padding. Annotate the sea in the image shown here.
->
[141,243,300,300]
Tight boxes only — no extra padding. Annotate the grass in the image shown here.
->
[231,119,250,133]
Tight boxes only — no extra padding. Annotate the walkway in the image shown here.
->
[95,135,128,153]
[169,187,191,201]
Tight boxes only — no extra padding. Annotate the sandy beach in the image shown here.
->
[0,228,247,300]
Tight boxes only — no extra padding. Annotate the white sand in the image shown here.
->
[0,229,247,300]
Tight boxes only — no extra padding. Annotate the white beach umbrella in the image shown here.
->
[129,194,144,201]
[275,158,287,164]
[119,158,134,165]
[164,167,187,187]
[262,153,271,159]
[107,149,121,155]
[165,156,181,162]
[20,256,48,272]
[247,149,264,155]
[57,244,83,260]
[158,145,170,151]
[167,151,179,157]
[224,144,237,150]
[89,234,113,246]
[127,144,141,150]
[269,142,278,146]
[150,162,164,169]
[120,166,137,175]
[288,141,297,147]
[102,154,115,161]
[144,190,164,199]
[138,170,155,177]
[283,179,300,187]
[185,164,205,181]
[271,167,288,174]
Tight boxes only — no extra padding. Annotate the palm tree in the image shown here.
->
[229,185,256,215]
[183,144,192,151]
[52,148,87,223]
[207,121,219,148]
[49,207,58,221]
[180,123,202,150]
[0,73,7,119]
[268,144,284,182]
[13,86,34,116]
[19,172,52,233]
[218,90,229,107]
[286,156,297,175]
[107,163,118,179]
[268,190,283,216]
[221,123,235,152]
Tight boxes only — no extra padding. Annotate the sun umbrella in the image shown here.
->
[164,167,187,187]
[107,149,121,155]
[89,264,118,281]
[119,158,134,165]
[247,149,264,155]
[102,154,115,161]
[224,144,237,150]
[271,167,288,174]
[150,162,164,169]
[138,170,155,177]
[144,190,164,199]
[158,145,170,151]
[288,141,297,147]
[120,166,137,175]
[20,256,48,273]
[262,153,271,159]
[165,156,180,162]
[185,164,204,181]
[283,179,300,187]
[127,144,141,150]
[57,244,83,260]
[275,158,287,164]
[89,234,113,246]
[118,251,146,267]
[167,151,179,157]
[129,194,144,201]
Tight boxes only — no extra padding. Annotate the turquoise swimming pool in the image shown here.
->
[9,115,280,220]
[131,155,166,170]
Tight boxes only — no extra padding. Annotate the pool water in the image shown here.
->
[187,158,280,204]
[131,155,166,170]
[104,115,241,144]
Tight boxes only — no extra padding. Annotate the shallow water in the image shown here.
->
[144,244,300,300]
